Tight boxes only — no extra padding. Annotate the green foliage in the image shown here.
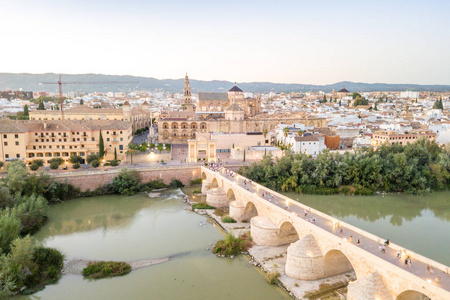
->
[23,105,29,116]
[82,261,131,279]
[354,96,368,106]
[190,178,202,186]
[0,161,4,169]
[212,232,252,256]
[110,160,119,167]
[139,180,167,192]
[0,211,21,254]
[265,270,281,284]
[140,142,148,152]
[90,160,100,168]
[169,179,184,188]
[13,194,48,235]
[191,202,215,210]
[157,144,164,153]
[37,100,46,110]
[240,141,450,194]
[221,216,236,223]
[86,154,99,164]
[150,143,155,148]
[69,155,83,164]
[111,168,141,196]
[29,162,40,171]
[99,130,105,159]
[49,158,64,170]
[164,143,171,151]
[433,99,444,109]
[72,162,80,169]
[114,147,118,160]
[352,92,361,99]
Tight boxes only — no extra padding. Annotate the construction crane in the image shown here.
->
[39,75,138,120]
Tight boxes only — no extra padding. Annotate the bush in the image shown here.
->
[190,178,202,186]
[192,189,201,194]
[86,154,99,164]
[110,160,119,167]
[72,162,80,169]
[82,261,132,279]
[192,202,215,210]
[212,232,252,256]
[23,247,64,291]
[169,179,184,188]
[222,216,236,223]
[13,194,48,235]
[49,158,64,170]
[111,168,141,196]
[265,271,281,284]
[90,159,100,168]
[29,162,40,171]
[139,179,167,192]
[34,159,44,167]
[69,155,83,164]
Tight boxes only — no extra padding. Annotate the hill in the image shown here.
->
[0,73,449,93]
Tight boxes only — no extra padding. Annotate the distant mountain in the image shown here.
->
[0,73,449,93]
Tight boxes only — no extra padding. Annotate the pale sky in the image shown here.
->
[1,0,449,85]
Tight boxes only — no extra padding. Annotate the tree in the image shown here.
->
[140,142,148,152]
[0,211,21,254]
[80,99,84,105]
[282,127,289,144]
[69,155,83,164]
[165,144,171,151]
[126,143,140,164]
[374,102,378,111]
[86,154,99,164]
[352,92,361,99]
[23,105,29,117]
[90,159,100,168]
[354,96,368,107]
[37,100,46,110]
[150,143,155,149]
[433,99,443,109]
[157,144,164,153]
[262,128,268,144]
[99,130,105,159]
[297,130,303,136]
[243,149,246,162]
[114,147,118,161]
[49,158,64,169]
[111,168,141,196]
[339,100,342,107]
[322,95,327,103]
[6,160,28,194]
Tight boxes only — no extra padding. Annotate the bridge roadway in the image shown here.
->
[203,166,450,299]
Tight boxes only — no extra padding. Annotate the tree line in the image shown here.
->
[240,139,450,195]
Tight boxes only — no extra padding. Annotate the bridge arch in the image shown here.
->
[201,172,207,180]
[323,249,355,278]
[211,177,219,188]
[396,290,431,300]
[226,188,236,202]
[242,201,259,221]
[278,221,300,244]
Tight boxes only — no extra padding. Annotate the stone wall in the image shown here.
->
[53,164,242,191]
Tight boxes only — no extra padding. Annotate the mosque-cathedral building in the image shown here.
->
[158,75,326,144]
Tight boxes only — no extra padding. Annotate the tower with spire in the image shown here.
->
[183,74,194,113]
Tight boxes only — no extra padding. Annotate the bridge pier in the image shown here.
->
[201,180,212,194]
[347,272,393,300]
[206,188,228,208]
[229,200,245,222]
[251,217,299,246]
[285,235,325,280]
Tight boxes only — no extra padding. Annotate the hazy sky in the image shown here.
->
[1,0,449,84]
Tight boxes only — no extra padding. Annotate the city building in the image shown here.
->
[0,119,132,165]
[371,130,436,146]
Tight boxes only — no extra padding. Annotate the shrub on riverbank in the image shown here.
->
[192,202,215,210]
[221,216,236,223]
[240,140,450,194]
[265,270,280,284]
[169,179,184,188]
[110,168,141,196]
[139,179,167,192]
[212,232,252,256]
[82,261,132,279]
[190,178,202,186]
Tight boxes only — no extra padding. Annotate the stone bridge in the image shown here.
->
[201,167,450,300]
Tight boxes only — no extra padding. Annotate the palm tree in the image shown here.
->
[297,130,303,137]
[126,143,140,164]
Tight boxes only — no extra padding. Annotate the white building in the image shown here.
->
[400,91,419,99]
[291,135,326,156]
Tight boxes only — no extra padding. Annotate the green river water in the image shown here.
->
[16,189,450,299]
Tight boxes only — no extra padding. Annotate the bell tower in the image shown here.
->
[183,74,194,113]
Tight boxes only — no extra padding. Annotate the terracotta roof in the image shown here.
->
[0,119,131,133]
[294,135,320,142]
[123,101,131,106]
[338,87,350,93]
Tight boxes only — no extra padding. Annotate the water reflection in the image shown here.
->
[283,191,450,226]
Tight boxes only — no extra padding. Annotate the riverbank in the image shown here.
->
[185,188,354,299]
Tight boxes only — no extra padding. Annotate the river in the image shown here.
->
[283,191,450,266]
[17,189,290,300]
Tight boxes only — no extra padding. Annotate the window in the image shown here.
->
[15,141,19,146]
[120,138,123,141]
[16,154,20,158]
[3,134,6,138]
[5,154,9,159]
[15,134,18,138]
[92,137,95,141]
[107,138,110,142]
[33,146,36,150]
[3,142,7,146]
[119,145,123,150]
